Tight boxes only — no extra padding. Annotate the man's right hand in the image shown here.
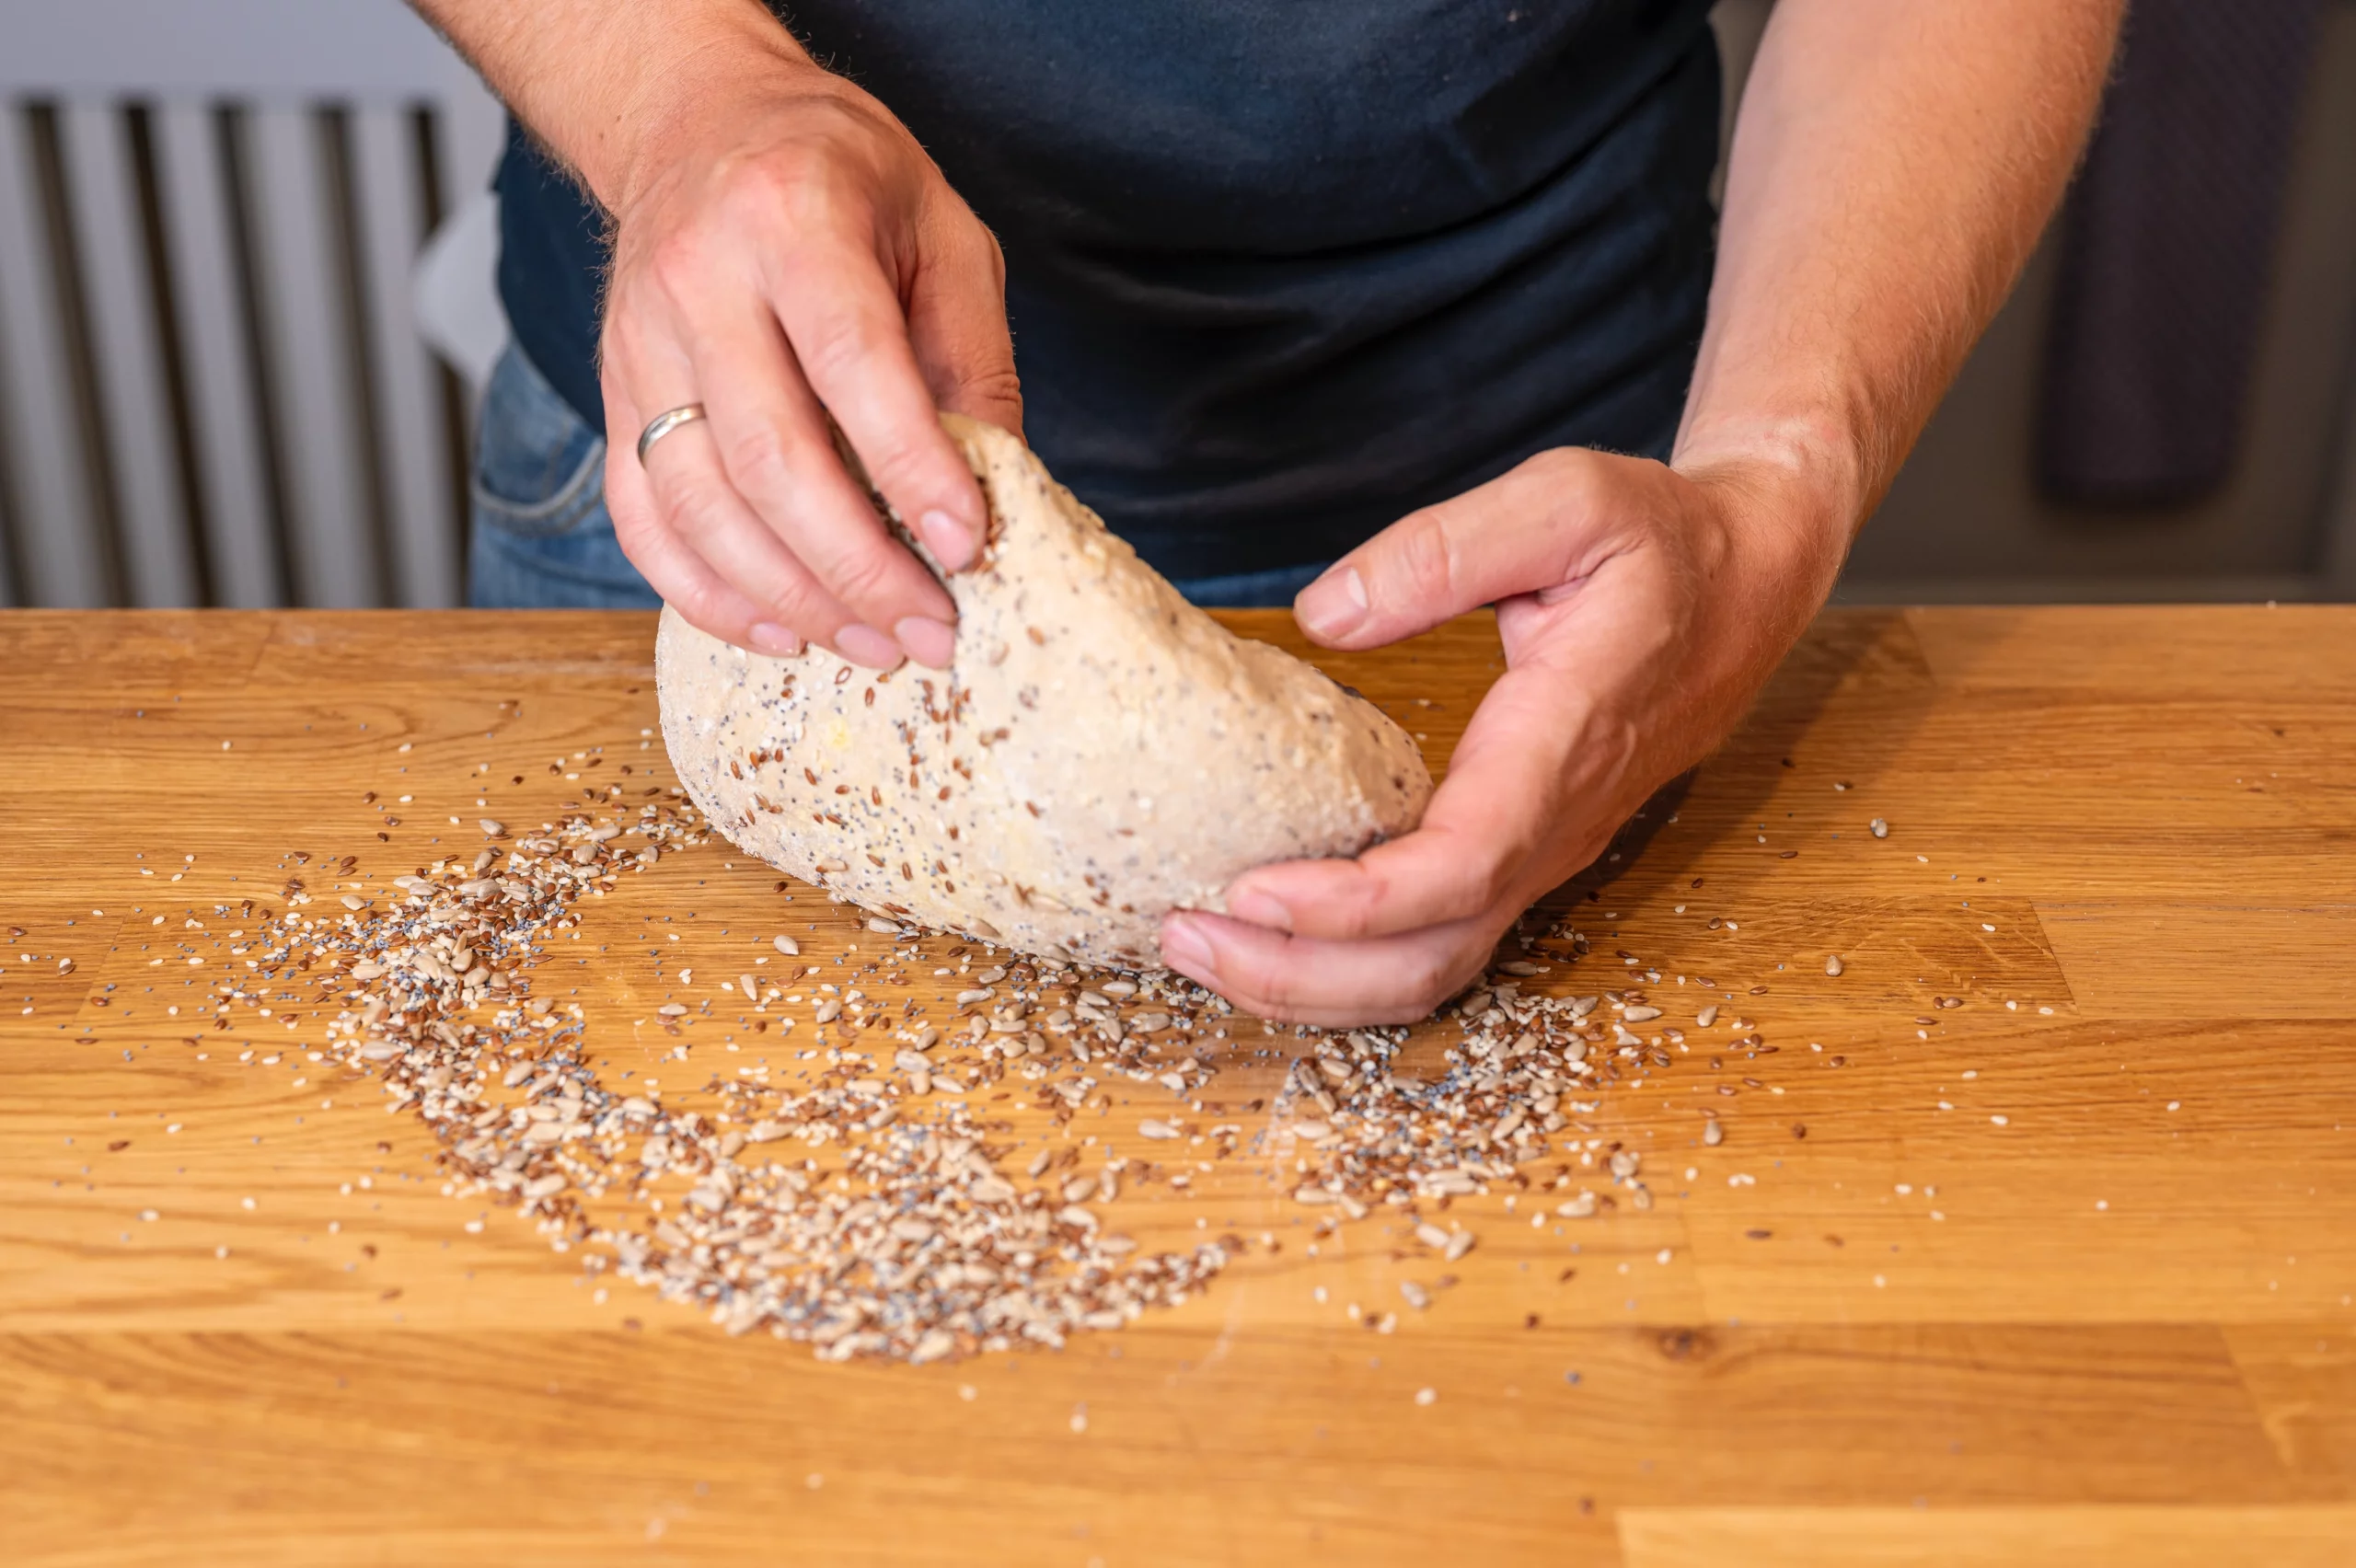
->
[600,64,1022,668]
[417,0,1019,668]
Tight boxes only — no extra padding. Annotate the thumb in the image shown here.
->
[1294,446,1643,650]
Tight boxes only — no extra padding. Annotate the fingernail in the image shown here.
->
[894,615,957,669]
[747,622,803,657]
[1296,564,1369,639]
[918,508,978,571]
[833,623,904,670]
[1160,915,1214,976]
[1225,885,1293,932]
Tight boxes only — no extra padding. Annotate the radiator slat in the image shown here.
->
[60,99,200,606]
[244,102,377,608]
[154,100,282,606]
[0,105,110,605]
[5,84,485,610]
[352,102,457,607]
[0,478,16,605]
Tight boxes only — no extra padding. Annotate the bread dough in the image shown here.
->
[656,415,1433,967]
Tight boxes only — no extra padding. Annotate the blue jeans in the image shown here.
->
[468,345,1329,610]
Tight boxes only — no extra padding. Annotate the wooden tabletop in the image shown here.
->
[3,605,2353,1567]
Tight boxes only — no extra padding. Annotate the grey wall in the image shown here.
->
[1806,1,2356,603]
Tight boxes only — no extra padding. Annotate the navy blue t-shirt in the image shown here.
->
[498,1,1720,579]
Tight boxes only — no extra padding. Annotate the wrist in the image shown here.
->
[603,28,834,213]
[1673,409,1862,597]
[501,0,827,215]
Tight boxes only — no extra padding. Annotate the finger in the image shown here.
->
[1293,447,1651,650]
[1224,661,1608,940]
[639,417,900,663]
[680,294,962,662]
[765,233,992,572]
[603,382,793,651]
[1160,908,1499,1028]
[907,204,1023,444]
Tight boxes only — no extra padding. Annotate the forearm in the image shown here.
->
[1678,0,2123,554]
[410,0,821,210]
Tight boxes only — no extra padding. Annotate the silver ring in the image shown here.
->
[636,403,707,466]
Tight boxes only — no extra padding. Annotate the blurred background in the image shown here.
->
[0,0,2352,610]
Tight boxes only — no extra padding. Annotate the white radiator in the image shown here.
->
[0,0,505,609]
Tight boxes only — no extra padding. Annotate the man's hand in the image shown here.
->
[1157,444,1844,1025]
[600,71,1022,668]
[1157,0,2120,1025]
[415,0,1019,669]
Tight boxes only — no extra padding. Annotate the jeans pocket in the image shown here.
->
[472,343,606,539]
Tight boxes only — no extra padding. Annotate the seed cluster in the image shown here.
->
[229,796,1257,1362]
[191,745,1954,1366]
[212,777,1825,1360]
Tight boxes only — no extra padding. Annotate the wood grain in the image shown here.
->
[1618,1506,2356,1568]
[3,607,2353,1566]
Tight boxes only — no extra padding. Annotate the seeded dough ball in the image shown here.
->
[657,414,1433,967]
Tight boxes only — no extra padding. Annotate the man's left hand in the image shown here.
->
[1156,443,1846,1025]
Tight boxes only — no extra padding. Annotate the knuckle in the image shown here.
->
[607,491,660,549]
[642,227,713,300]
[1530,444,1600,490]
[719,146,826,222]
[1391,512,1459,605]
[794,313,881,386]
[955,363,1024,423]
[944,209,1008,283]
[674,584,736,635]
[863,431,952,499]
[653,471,727,542]
[819,543,907,611]
[769,164,864,240]
[720,423,799,502]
